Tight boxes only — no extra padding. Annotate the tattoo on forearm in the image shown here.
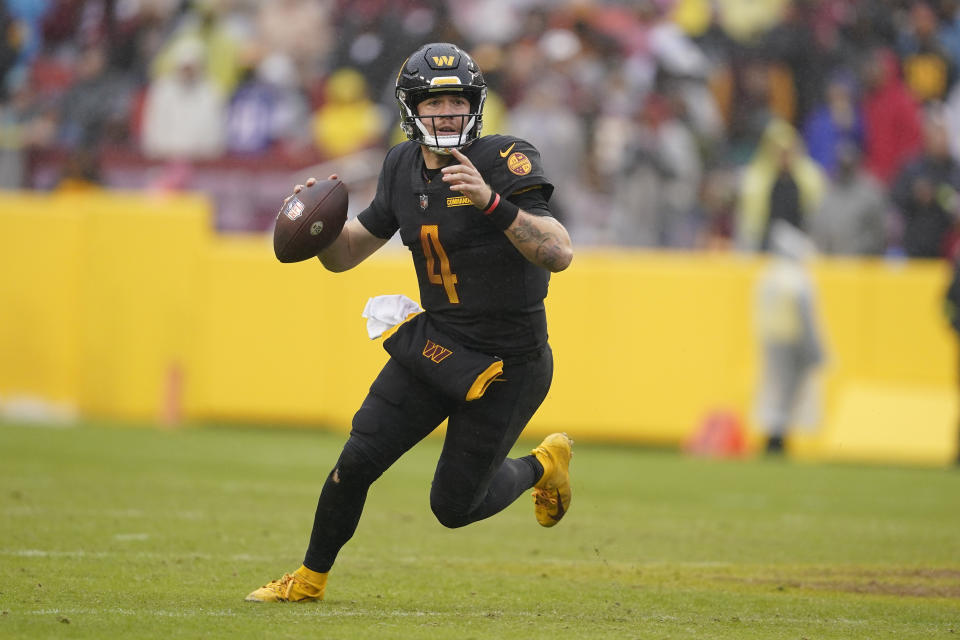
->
[509,216,565,270]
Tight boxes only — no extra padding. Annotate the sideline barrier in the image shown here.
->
[0,192,955,464]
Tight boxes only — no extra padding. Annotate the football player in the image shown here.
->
[246,42,574,603]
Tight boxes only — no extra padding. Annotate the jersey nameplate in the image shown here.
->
[446,196,473,207]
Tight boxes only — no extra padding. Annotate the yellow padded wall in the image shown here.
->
[0,191,209,421]
[0,191,955,463]
[0,194,82,409]
[73,192,210,420]
[190,236,418,427]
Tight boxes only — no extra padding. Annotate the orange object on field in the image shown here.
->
[684,409,747,458]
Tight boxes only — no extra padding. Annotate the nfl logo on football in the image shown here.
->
[284,199,305,221]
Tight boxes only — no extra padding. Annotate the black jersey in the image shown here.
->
[357,134,556,357]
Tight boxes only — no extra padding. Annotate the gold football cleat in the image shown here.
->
[245,565,327,603]
[531,432,573,527]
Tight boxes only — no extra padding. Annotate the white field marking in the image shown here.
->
[3,550,103,558]
[0,549,274,562]
[22,608,239,618]
[14,608,878,626]
[113,533,150,541]
[640,561,736,568]
[19,607,472,619]
[3,506,205,519]
[388,556,735,570]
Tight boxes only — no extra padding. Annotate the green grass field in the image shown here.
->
[1,422,958,639]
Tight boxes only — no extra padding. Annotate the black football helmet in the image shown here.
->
[395,43,487,152]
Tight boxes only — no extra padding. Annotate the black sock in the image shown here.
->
[521,454,544,483]
[447,455,544,525]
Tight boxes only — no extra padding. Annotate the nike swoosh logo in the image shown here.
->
[549,488,565,521]
[499,143,516,157]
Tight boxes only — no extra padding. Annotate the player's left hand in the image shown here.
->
[442,148,493,209]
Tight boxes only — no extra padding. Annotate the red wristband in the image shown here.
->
[482,191,520,230]
[482,192,501,214]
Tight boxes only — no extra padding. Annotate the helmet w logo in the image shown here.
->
[432,55,455,67]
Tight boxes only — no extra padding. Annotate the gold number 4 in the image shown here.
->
[419,225,459,304]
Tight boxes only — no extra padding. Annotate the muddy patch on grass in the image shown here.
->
[721,567,960,599]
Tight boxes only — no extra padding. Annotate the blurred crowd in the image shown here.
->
[3,0,960,257]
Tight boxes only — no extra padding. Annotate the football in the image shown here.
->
[273,179,348,263]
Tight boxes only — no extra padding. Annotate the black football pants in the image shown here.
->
[303,345,553,573]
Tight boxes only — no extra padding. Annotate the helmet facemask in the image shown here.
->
[398,86,486,154]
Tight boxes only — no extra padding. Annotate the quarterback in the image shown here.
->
[246,42,574,603]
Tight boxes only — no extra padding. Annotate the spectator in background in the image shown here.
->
[692,166,738,250]
[753,220,825,455]
[631,0,724,148]
[803,69,864,176]
[609,92,702,247]
[736,118,825,252]
[715,53,779,165]
[256,0,333,78]
[861,47,924,184]
[0,4,23,101]
[311,67,387,159]
[328,0,456,106]
[508,73,586,228]
[4,0,52,90]
[57,43,136,148]
[225,52,310,156]
[890,110,960,258]
[937,0,960,69]
[141,37,226,160]
[897,2,956,104]
[0,76,56,188]
[715,0,789,45]
[812,143,889,255]
[150,1,244,98]
[764,0,825,128]
[54,147,102,192]
[840,0,900,53]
